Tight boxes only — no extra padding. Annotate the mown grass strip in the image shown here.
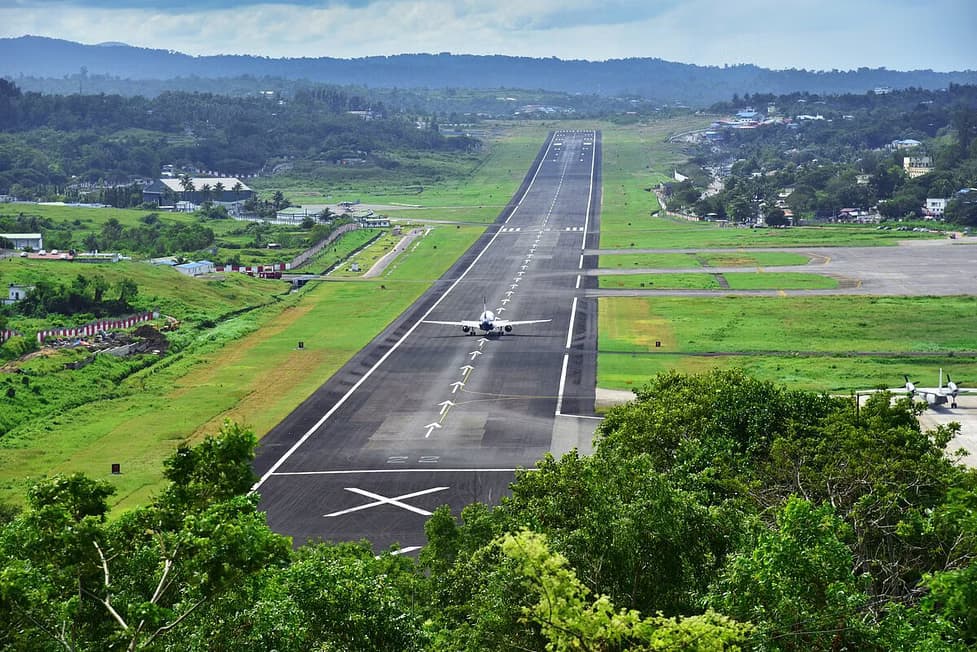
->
[597,272,838,291]
[596,295,977,391]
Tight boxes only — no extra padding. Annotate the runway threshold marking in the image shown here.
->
[251,130,560,493]
[276,468,531,477]
[324,486,450,518]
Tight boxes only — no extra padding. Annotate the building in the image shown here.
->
[142,177,254,208]
[904,156,934,179]
[891,139,922,150]
[174,260,215,277]
[4,283,33,305]
[925,198,948,218]
[0,233,43,250]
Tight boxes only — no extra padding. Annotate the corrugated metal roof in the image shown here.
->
[157,178,251,192]
[0,233,43,239]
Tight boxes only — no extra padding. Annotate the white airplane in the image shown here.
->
[901,369,967,408]
[423,300,550,335]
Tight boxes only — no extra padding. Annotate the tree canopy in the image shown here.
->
[1,371,975,650]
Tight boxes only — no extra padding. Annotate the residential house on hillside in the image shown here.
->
[175,260,215,277]
[925,198,948,218]
[4,283,33,305]
[904,156,934,178]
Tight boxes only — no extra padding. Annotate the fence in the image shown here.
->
[36,311,159,343]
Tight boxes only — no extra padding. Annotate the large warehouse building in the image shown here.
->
[142,177,254,208]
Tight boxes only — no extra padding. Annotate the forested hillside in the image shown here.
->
[3,35,977,106]
[2,371,975,650]
[0,79,476,198]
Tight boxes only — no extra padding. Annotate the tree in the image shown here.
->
[501,529,751,651]
[178,174,194,207]
[271,190,290,211]
[0,422,291,651]
[116,278,138,306]
[765,207,788,226]
[709,498,873,651]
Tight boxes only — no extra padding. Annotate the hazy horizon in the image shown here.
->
[2,0,976,73]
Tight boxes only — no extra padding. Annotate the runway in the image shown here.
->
[254,130,602,550]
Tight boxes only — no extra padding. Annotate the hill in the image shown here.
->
[3,35,977,106]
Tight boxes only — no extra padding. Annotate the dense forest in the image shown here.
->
[666,85,977,225]
[3,36,977,106]
[1,370,975,650]
[0,78,478,198]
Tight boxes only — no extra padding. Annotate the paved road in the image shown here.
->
[254,130,602,550]
[588,240,977,296]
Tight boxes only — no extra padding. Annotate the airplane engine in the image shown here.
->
[504,325,513,332]
[462,325,470,333]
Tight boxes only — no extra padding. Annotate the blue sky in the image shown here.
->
[2,0,975,71]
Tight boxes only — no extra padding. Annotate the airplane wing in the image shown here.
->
[422,320,482,328]
[494,319,551,327]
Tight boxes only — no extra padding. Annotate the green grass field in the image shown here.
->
[259,123,555,225]
[597,272,838,290]
[596,295,977,391]
[598,251,812,268]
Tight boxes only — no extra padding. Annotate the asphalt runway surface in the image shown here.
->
[255,130,603,550]
[587,239,977,296]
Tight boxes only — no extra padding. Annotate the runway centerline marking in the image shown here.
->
[324,486,449,518]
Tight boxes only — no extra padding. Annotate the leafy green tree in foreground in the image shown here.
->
[0,421,290,651]
[500,529,750,651]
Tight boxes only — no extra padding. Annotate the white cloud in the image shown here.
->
[0,0,974,71]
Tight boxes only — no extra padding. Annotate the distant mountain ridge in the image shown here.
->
[3,35,976,105]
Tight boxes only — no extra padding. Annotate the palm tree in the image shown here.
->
[179,174,195,209]
[213,181,225,202]
[200,183,213,203]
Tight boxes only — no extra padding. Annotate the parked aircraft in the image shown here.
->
[423,300,550,335]
[901,369,966,408]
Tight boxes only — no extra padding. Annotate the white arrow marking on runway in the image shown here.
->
[500,298,510,305]
[527,252,534,258]
[389,546,422,557]
[437,400,455,416]
[424,422,442,438]
[505,290,515,297]
[497,306,506,313]
[516,271,524,277]
[510,284,519,290]
[460,364,474,376]
[477,337,489,348]
[450,381,465,393]
[521,265,528,270]
[468,350,482,360]
[324,486,449,517]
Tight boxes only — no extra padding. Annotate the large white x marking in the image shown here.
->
[323,486,449,518]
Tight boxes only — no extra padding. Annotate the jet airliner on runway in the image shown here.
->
[423,301,550,335]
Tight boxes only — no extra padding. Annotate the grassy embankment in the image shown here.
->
[594,122,968,392]
[0,125,548,510]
